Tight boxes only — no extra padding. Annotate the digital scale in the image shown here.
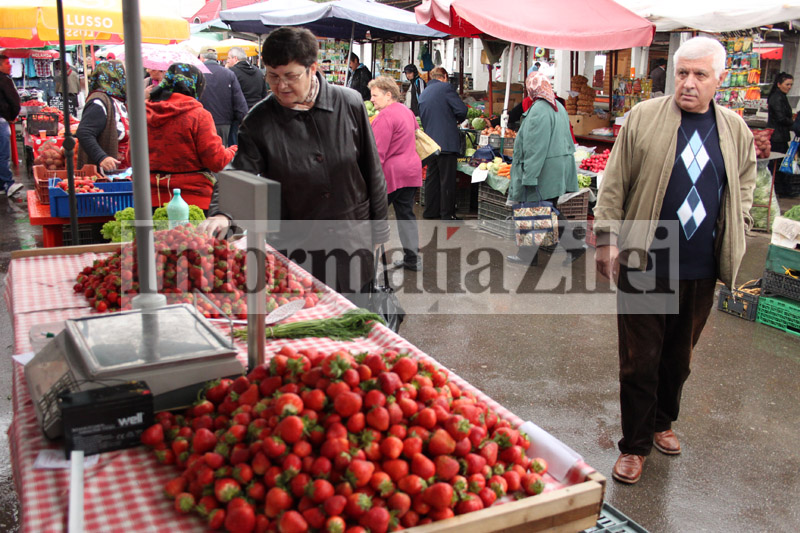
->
[25,304,243,439]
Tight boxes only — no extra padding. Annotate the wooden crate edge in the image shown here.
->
[407,479,603,533]
[11,242,121,259]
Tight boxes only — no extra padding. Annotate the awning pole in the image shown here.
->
[501,42,515,137]
[344,22,355,88]
[56,0,78,245]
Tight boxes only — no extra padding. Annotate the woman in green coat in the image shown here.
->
[507,72,583,266]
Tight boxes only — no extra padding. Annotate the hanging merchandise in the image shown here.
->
[420,43,434,71]
[716,34,761,117]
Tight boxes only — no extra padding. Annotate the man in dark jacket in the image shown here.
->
[226,46,268,145]
[0,54,23,197]
[419,67,468,220]
[226,47,268,109]
[649,58,667,95]
[347,53,372,101]
[199,47,248,147]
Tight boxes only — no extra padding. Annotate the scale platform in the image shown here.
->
[25,304,244,439]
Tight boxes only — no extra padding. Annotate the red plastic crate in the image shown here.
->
[33,164,99,205]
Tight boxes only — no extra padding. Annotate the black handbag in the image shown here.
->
[369,245,406,333]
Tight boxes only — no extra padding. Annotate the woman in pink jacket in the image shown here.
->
[369,76,423,271]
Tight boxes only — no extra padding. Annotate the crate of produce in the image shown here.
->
[48,178,133,218]
[25,112,59,136]
[478,217,515,240]
[33,164,99,205]
[716,279,760,321]
[478,197,513,220]
[765,243,800,273]
[558,190,590,220]
[478,182,509,205]
[762,269,800,301]
[582,502,648,533]
[756,295,800,338]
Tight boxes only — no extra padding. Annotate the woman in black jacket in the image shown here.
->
[767,72,794,154]
[201,27,389,301]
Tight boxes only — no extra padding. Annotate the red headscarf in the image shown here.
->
[524,71,558,112]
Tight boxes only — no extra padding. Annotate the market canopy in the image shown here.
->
[0,0,190,48]
[415,0,654,51]
[612,0,800,33]
[188,0,261,24]
[222,0,447,41]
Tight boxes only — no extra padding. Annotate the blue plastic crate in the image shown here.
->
[48,178,134,218]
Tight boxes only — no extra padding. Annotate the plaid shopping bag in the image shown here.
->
[512,201,559,248]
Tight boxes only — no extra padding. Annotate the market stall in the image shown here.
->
[6,240,605,532]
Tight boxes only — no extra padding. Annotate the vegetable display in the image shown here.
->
[141,347,549,532]
[101,206,206,243]
[750,129,772,159]
[233,309,384,342]
[579,149,610,172]
[783,204,800,222]
[750,163,780,231]
[577,174,592,189]
[74,225,320,317]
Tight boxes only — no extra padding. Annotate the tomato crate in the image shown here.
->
[33,164,99,205]
[25,112,59,136]
[716,281,760,321]
[756,295,800,337]
[558,190,590,220]
[762,269,800,302]
[48,178,133,218]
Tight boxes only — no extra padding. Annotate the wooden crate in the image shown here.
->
[410,472,605,532]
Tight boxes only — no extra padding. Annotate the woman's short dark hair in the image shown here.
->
[262,27,319,68]
[403,64,418,77]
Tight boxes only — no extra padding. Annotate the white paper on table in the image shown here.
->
[519,421,582,482]
[34,449,100,470]
[12,352,35,366]
[471,168,489,183]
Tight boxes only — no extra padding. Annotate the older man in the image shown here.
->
[594,36,756,484]
[198,47,248,147]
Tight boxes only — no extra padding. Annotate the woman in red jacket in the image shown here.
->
[146,63,236,210]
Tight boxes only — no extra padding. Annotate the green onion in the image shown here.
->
[233,309,385,342]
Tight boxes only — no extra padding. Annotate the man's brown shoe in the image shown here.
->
[612,453,645,484]
[654,429,681,455]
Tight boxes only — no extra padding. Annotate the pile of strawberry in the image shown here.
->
[578,149,610,172]
[140,347,548,533]
[54,178,101,193]
[73,225,320,317]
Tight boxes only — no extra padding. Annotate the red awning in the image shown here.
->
[756,46,783,60]
[416,0,655,51]
[0,48,59,59]
[189,0,263,23]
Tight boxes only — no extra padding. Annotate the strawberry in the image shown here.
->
[478,486,497,508]
[274,393,304,417]
[531,457,548,474]
[214,478,241,503]
[306,478,334,504]
[387,490,411,517]
[522,472,545,495]
[237,384,260,406]
[464,453,487,476]
[370,471,395,498]
[365,406,390,431]
[397,474,426,495]
[324,516,346,533]
[223,424,247,445]
[275,415,305,444]
[502,470,521,492]
[265,487,294,518]
[323,494,347,517]
[174,492,195,513]
[208,508,226,530]
[359,506,391,533]
[192,427,218,454]
[434,455,460,481]
[193,400,215,417]
[204,451,226,469]
[263,435,287,458]
[422,482,455,511]
[410,453,435,479]
[403,436,423,458]
[377,371,402,396]
[345,459,375,488]
[225,500,256,533]
[333,391,362,417]
[444,415,471,441]
[233,463,254,485]
[246,481,266,501]
[344,492,373,520]
[455,492,484,515]
[164,476,187,499]
[480,440,499,466]
[489,474,508,498]
[141,423,164,447]
[380,436,403,460]
[391,356,418,382]
[278,510,308,533]
[427,429,456,456]
[302,506,326,529]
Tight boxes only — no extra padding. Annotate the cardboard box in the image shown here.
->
[569,114,611,136]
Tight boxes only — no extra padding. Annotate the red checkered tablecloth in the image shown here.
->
[5,248,595,532]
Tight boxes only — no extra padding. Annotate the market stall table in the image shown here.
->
[5,244,605,532]
[574,134,615,152]
[26,190,113,248]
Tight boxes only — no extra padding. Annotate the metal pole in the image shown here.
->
[123,0,166,309]
[344,22,355,88]
[501,43,515,137]
[56,0,78,245]
[246,230,266,370]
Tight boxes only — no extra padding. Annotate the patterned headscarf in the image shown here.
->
[525,71,558,112]
[89,61,126,101]
[150,63,205,102]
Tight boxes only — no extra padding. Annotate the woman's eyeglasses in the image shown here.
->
[265,67,309,86]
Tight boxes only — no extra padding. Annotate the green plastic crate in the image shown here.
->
[756,295,800,338]
[765,244,800,274]
[583,502,649,533]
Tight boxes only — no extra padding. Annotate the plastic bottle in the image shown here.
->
[166,188,189,229]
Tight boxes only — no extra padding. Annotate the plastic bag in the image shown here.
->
[779,139,799,173]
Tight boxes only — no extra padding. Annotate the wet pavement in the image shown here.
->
[1,127,799,532]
